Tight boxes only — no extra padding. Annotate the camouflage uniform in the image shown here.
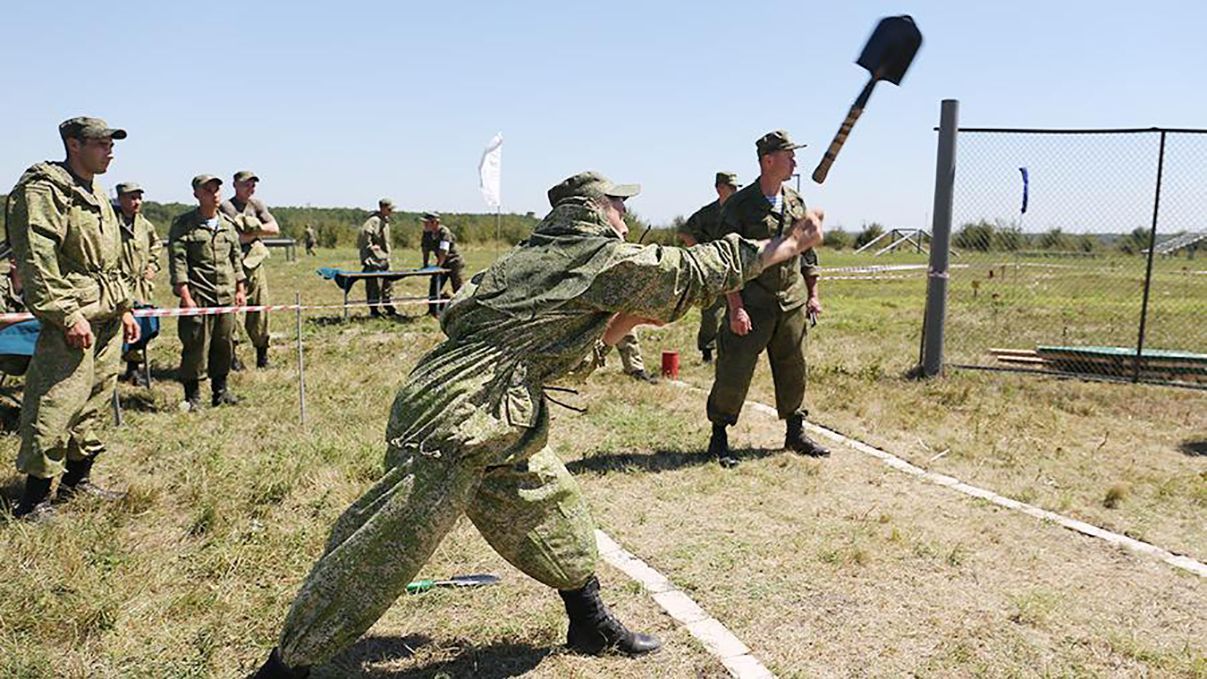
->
[303,225,317,256]
[118,209,160,364]
[707,181,819,424]
[273,176,769,668]
[168,208,245,381]
[357,211,393,314]
[682,199,727,356]
[421,219,465,314]
[219,196,273,351]
[4,162,131,478]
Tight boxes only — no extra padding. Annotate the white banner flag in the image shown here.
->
[478,132,503,209]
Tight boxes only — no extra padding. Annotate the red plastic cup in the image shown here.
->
[661,350,679,379]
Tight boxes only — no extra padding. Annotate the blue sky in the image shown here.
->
[3,1,1204,232]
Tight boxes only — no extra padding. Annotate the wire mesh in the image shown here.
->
[945,128,1206,387]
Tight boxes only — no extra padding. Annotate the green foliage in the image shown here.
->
[1037,228,1074,251]
[855,222,885,249]
[1117,226,1153,255]
[954,220,995,252]
[823,227,853,250]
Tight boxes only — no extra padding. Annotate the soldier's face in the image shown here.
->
[603,197,629,239]
[716,184,737,201]
[764,150,796,182]
[194,181,222,209]
[71,137,115,175]
[234,178,256,201]
[423,218,437,231]
[118,192,143,217]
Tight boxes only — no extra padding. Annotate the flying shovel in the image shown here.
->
[812,15,923,184]
[405,573,502,594]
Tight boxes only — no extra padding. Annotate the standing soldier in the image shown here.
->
[220,170,279,369]
[678,172,740,363]
[0,244,32,376]
[303,224,318,256]
[169,175,247,411]
[251,170,824,677]
[420,211,465,317]
[115,182,161,386]
[706,131,830,468]
[4,117,140,520]
[357,199,397,317]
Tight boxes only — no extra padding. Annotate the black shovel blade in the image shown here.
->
[856,15,923,86]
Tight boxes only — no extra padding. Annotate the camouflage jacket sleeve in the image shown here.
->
[6,183,85,329]
[225,217,248,285]
[579,234,763,323]
[168,217,190,292]
[147,220,163,273]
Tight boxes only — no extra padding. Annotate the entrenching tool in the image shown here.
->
[405,573,502,594]
[812,15,923,184]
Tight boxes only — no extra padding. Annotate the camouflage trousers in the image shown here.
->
[17,317,122,478]
[233,264,270,349]
[707,304,808,424]
[363,263,394,313]
[696,297,726,353]
[277,361,596,668]
[178,311,235,381]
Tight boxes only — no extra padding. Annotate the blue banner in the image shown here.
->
[1019,167,1029,214]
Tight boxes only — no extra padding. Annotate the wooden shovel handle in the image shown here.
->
[812,78,877,184]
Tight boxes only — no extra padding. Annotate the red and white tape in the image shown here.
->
[0,296,437,325]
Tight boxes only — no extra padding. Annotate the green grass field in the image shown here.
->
[0,244,1203,678]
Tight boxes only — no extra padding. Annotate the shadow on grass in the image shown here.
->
[308,313,429,328]
[566,446,779,475]
[115,389,164,414]
[327,634,551,678]
[1180,439,1207,457]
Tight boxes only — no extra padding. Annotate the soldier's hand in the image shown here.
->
[790,208,825,251]
[121,311,141,344]
[66,318,95,350]
[729,308,753,336]
[144,266,156,281]
[235,290,247,307]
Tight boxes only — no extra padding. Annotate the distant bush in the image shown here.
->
[854,222,885,249]
[824,228,853,250]
[954,220,995,252]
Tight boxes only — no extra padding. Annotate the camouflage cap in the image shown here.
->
[191,174,222,190]
[379,198,395,210]
[547,171,641,207]
[715,172,739,187]
[59,117,127,141]
[115,182,143,196]
[233,170,259,183]
[421,211,440,221]
[756,129,806,157]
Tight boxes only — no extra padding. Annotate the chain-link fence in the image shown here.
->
[944,127,1206,387]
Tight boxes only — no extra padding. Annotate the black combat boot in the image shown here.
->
[12,475,54,521]
[708,423,738,468]
[130,362,149,388]
[58,456,125,502]
[256,346,270,369]
[212,374,239,407]
[628,369,659,384]
[183,379,202,412]
[701,348,713,363]
[559,576,662,657]
[250,647,310,679]
[785,412,830,457]
[231,352,246,372]
[121,360,138,384]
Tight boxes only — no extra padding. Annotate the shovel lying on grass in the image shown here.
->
[405,573,502,595]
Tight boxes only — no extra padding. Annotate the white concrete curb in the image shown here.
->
[595,530,776,679]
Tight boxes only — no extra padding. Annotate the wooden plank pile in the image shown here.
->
[987,345,1207,385]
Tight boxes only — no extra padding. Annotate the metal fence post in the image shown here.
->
[921,99,959,377]
[1134,130,1166,383]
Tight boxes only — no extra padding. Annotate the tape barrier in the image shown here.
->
[0,296,436,325]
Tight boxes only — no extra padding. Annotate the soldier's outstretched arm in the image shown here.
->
[580,210,823,325]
